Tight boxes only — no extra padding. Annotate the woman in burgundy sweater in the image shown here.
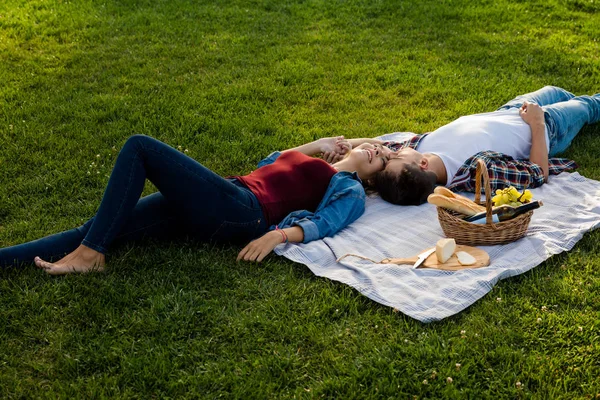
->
[0,135,396,274]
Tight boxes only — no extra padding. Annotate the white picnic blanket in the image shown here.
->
[275,133,600,322]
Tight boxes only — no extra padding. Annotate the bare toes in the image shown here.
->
[34,256,105,275]
[34,257,53,270]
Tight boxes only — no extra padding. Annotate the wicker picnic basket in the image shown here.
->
[436,159,533,246]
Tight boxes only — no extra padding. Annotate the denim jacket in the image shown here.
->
[258,152,366,243]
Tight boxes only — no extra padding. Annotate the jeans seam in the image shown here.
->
[81,239,107,254]
[143,145,262,212]
[85,150,141,252]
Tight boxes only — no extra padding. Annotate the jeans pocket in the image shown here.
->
[210,218,264,244]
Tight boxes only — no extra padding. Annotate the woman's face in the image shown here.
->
[346,143,395,180]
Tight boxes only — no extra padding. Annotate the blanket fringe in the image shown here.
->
[336,253,378,263]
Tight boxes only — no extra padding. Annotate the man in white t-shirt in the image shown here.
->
[330,86,598,205]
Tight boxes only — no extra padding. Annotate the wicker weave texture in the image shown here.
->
[435,160,533,246]
[437,208,533,245]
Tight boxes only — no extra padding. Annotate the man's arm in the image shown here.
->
[520,102,549,182]
[282,136,350,157]
[346,138,385,147]
[319,138,386,163]
[290,137,386,164]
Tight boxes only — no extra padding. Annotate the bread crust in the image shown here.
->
[427,193,486,216]
[433,186,457,198]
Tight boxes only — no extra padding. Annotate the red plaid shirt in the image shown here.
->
[384,134,578,193]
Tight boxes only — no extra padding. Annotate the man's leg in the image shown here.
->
[497,86,575,110]
[543,94,600,156]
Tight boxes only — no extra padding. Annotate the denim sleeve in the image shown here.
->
[276,180,365,243]
[295,195,365,243]
[257,151,281,168]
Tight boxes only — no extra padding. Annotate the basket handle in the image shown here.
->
[474,159,494,225]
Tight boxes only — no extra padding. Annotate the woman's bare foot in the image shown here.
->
[34,244,106,275]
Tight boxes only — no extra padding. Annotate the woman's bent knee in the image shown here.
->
[125,134,151,148]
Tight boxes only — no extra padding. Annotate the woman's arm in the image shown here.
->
[237,226,304,262]
[236,173,365,262]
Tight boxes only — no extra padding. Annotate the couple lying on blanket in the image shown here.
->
[2,86,599,274]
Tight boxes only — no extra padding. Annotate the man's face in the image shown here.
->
[384,148,425,174]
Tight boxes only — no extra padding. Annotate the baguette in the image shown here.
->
[434,186,480,205]
[427,194,486,216]
[433,186,457,198]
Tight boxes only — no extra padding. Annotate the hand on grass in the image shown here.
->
[519,101,545,126]
[237,231,283,262]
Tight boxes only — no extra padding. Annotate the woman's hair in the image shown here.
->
[370,162,437,205]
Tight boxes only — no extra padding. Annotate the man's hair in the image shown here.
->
[371,162,437,205]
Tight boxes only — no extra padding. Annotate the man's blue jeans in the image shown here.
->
[497,86,600,156]
[1,135,268,267]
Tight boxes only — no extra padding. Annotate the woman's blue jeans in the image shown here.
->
[497,86,600,156]
[1,135,268,267]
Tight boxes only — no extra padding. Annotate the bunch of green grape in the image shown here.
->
[491,186,533,207]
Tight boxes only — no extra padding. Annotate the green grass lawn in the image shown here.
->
[1,0,600,398]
